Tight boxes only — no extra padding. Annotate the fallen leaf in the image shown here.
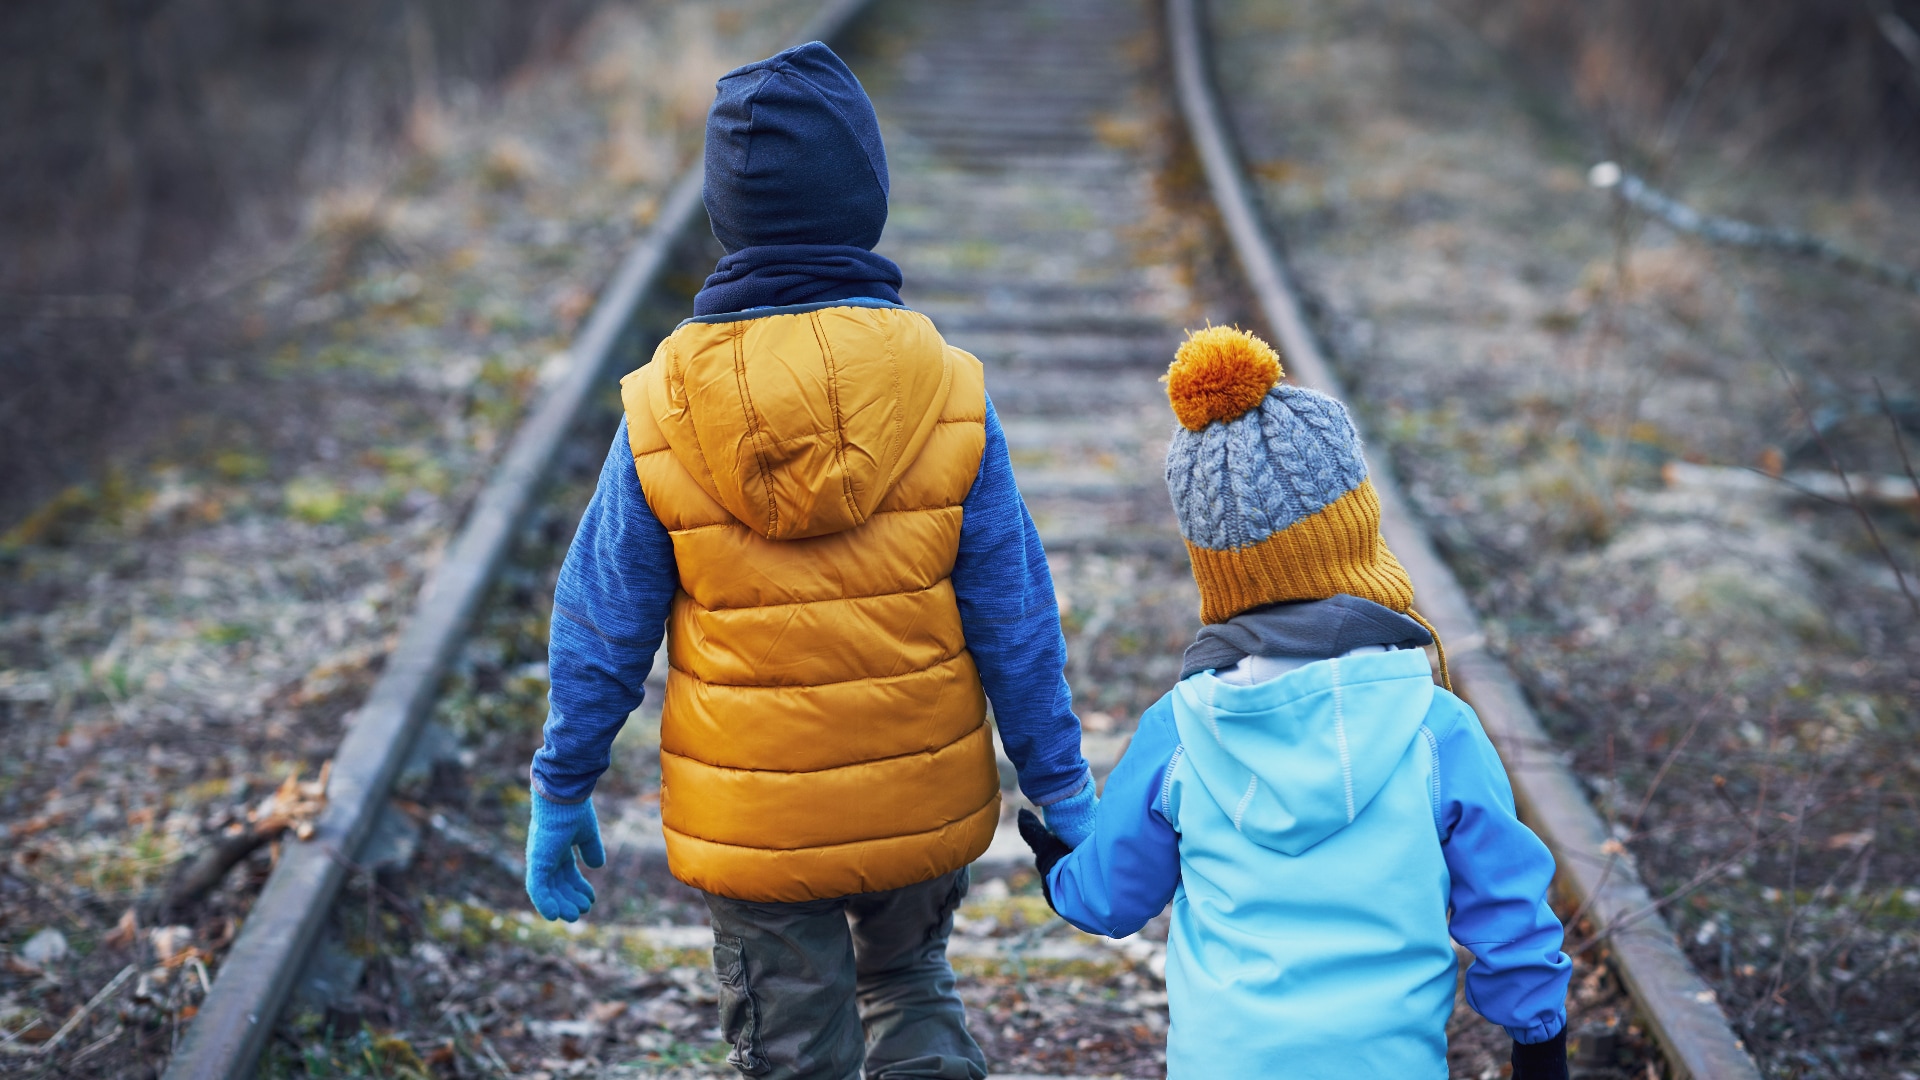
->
[12,814,61,838]
[587,1000,628,1024]
[12,1017,52,1043]
[104,908,140,950]
[161,946,206,970]
[5,955,45,976]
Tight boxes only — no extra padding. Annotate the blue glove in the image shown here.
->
[524,792,604,922]
[1041,778,1098,848]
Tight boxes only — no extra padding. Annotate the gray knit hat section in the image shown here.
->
[1165,385,1369,551]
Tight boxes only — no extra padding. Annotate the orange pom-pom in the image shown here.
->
[1164,326,1284,431]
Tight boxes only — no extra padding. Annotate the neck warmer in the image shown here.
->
[692,244,904,316]
[1180,594,1432,680]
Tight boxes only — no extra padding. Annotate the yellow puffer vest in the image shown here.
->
[620,303,1001,903]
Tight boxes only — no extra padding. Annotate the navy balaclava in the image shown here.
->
[693,42,904,315]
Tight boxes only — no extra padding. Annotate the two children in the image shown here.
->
[527,39,1571,1080]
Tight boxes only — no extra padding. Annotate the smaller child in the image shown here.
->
[1019,327,1573,1079]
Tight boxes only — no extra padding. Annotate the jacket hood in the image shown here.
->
[1171,648,1436,855]
[649,304,955,540]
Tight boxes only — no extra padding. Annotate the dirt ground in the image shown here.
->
[1208,1,1920,1076]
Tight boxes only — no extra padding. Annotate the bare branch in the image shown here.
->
[1663,460,1919,506]
[1588,162,1920,295]
[1874,378,1920,504]
[1770,349,1920,617]
[0,965,136,1058]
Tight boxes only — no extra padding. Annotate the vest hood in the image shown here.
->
[649,305,958,541]
[1171,648,1435,855]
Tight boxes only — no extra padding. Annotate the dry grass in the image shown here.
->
[0,0,598,528]
[1456,0,1920,174]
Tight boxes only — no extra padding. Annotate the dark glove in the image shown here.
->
[1510,1029,1569,1080]
[1016,808,1071,911]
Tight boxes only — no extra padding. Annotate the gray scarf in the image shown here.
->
[1180,595,1432,680]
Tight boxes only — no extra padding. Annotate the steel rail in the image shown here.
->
[160,2,873,1075]
[1165,1,1762,1077]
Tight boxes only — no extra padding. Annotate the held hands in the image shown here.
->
[1016,809,1070,912]
[1016,809,1071,876]
[1020,781,1095,914]
[1041,780,1098,848]
[1510,1030,1570,1080]
[524,793,606,922]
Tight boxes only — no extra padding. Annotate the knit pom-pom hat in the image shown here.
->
[1164,328,1446,672]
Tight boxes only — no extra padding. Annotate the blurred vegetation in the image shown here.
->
[0,0,598,530]
[1457,0,1920,172]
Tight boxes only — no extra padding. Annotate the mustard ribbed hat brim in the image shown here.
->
[1184,480,1414,625]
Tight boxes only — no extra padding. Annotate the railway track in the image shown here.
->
[160,0,1763,1076]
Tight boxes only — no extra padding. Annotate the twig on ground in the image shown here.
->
[1726,286,1920,617]
[68,1023,125,1067]
[1752,710,1779,851]
[1589,163,1920,295]
[449,1009,513,1077]
[0,1018,47,1048]
[1752,785,1813,1026]
[1771,358,1920,617]
[1662,461,1918,507]
[158,819,291,917]
[1562,701,1712,936]
[1567,775,1866,958]
[159,763,330,915]
[0,964,137,1058]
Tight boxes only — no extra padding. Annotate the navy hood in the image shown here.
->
[703,41,890,253]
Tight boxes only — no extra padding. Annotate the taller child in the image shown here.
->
[523,42,1095,1080]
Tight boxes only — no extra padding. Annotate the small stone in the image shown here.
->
[18,927,68,968]
[437,906,465,935]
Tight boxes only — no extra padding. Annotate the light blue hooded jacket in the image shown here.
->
[1046,648,1570,1078]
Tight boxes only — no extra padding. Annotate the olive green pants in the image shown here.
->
[703,868,988,1080]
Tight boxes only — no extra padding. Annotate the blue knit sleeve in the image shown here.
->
[530,419,677,803]
[953,394,1091,807]
[1045,694,1182,937]
[1431,692,1572,1044]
